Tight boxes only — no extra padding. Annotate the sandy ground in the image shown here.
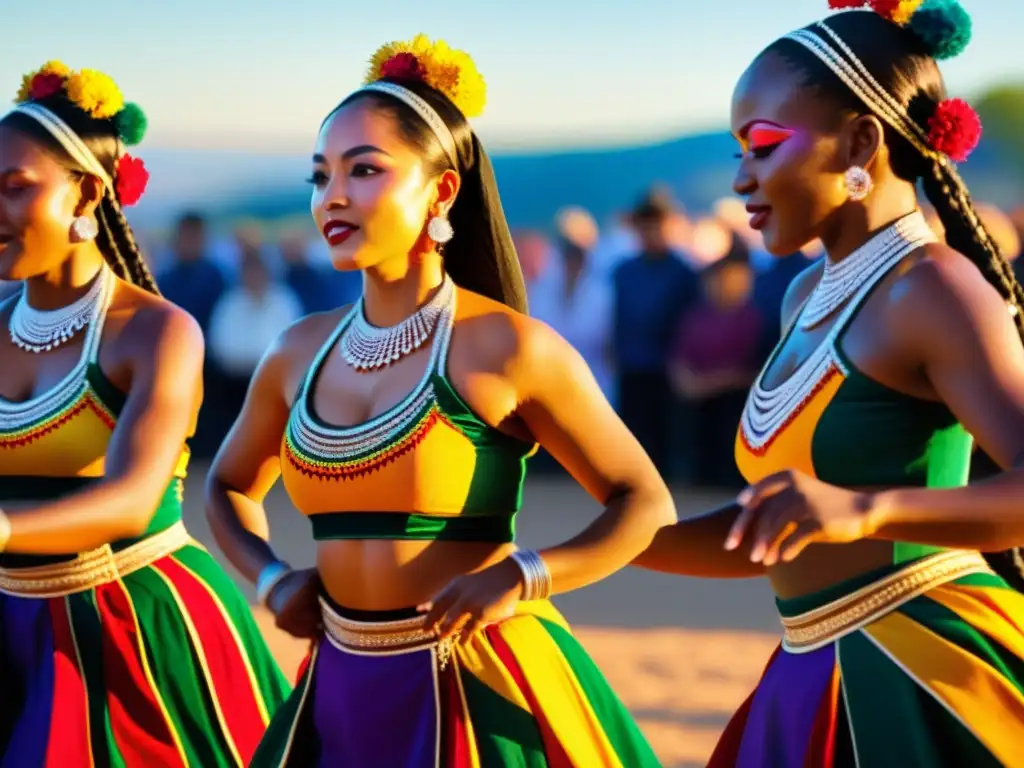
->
[184,466,781,768]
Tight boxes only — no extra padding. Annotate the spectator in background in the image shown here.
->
[208,252,303,381]
[752,243,814,363]
[155,212,227,333]
[611,186,700,478]
[530,235,615,403]
[279,230,361,314]
[511,228,550,288]
[670,235,762,488]
[1011,206,1024,261]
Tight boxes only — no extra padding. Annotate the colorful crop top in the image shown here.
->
[0,276,190,567]
[735,255,971,566]
[281,291,537,542]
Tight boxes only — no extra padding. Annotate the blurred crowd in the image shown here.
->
[64,192,1024,487]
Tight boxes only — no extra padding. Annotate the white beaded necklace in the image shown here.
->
[339,275,454,372]
[798,211,935,331]
[9,268,111,353]
[741,211,936,452]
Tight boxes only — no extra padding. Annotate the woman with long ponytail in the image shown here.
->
[205,35,671,766]
[0,62,287,765]
[632,2,1024,764]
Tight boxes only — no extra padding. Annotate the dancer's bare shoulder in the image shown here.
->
[260,305,354,409]
[100,279,205,395]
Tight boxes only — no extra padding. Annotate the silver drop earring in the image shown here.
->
[844,166,873,201]
[427,215,454,244]
[70,216,98,242]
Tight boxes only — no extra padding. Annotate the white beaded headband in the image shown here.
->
[783,20,947,167]
[356,81,459,166]
[6,102,115,190]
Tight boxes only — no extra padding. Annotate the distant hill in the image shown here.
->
[128,131,1022,234]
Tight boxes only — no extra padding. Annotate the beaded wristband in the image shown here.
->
[0,510,9,553]
[509,549,552,602]
[256,561,292,607]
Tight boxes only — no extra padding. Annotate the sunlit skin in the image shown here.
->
[206,100,675,641]
[635,53,1024,596]
[0,125,204,554]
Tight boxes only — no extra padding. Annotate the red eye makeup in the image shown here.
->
[736,121,797,156]
[748,122,795,149]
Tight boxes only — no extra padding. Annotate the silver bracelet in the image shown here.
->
[255,561,292,607]
[509,549,552,601]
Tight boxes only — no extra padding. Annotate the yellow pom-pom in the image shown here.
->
[38,60,70,78]
[65,69,124,119]
[364,35,487,118]
[16,74,32,103]
[891,0,925,24]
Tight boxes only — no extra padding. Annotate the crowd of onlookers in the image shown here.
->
[133,190,1024,487]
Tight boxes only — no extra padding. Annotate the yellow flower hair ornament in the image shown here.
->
[14,62,148,145]
[364,35,486,118]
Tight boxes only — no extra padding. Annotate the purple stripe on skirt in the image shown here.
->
[313,639,440,768]
[735,643,836,768]
[1,595,55,768]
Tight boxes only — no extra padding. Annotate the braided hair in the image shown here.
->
[761,9,1024,587]
[0,92,160,295]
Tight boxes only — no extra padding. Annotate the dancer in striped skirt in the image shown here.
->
[206,35,672,767]
[634,2,1024,765]
[0,62,288,766]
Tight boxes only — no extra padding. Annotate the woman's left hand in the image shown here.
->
[419,557,525,642]
[725,470,880,565]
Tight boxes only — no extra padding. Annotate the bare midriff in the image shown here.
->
[764,484,905,599]
[316,537,518,611]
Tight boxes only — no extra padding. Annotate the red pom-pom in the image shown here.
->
[379,52,426,82]
[828,0,867,8]
[927,98,982,162]
[115,153,149,206]
[29,72,64,101]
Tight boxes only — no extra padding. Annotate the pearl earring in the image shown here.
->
[844,166,873,201]
[71,216,98,242]
[427,215,454,244]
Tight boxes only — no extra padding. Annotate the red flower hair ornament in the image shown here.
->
[115,153,149,206]
[927,98,981,163]
[28,72,64,101]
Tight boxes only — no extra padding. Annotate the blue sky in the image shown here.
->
[2,0,1021,152]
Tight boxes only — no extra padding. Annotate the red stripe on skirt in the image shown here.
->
[440,664,473,768]
[44,598,92,768]
[155,557,267,765]
[296,642,315,685]
[486,624,574,768]
[707,645,781,768]
[95,581,186,767]
[803,663,841,768]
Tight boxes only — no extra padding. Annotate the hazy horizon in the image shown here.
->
[3,1,1020,152]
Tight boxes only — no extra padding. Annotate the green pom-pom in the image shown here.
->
[113,102,147,145]
[908,0,972,60]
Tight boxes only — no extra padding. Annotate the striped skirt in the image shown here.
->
[708,550,1024,767]
[251,595,660,767]
[0,522,289,767]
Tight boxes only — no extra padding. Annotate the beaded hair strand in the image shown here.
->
[103,191,160,294]
[922,159,1024,333]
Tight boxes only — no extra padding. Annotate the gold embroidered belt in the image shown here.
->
[320,597,457,668]
[0,521,192,598]
[780,549,992,653]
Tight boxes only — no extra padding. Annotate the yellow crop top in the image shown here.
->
[280,289,537,542]
[0,275,189,566]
